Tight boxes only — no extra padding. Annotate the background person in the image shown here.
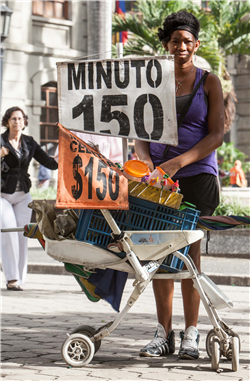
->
[128,146,138,161]
[135,10,224,360]
[229,159,247,188]
[1,106,58,291]
[37,164,51,189]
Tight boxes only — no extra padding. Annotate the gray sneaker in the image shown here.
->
[178,326,200,359]
[140,323,175,357]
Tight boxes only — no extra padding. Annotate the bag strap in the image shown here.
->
[162,70,209,160]
[1,136,5,163]
[1,135,5,147]
[1,136,10,172]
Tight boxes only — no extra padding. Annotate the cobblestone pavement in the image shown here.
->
[1,273,250,381]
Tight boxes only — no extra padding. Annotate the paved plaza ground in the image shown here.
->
[1,273,249,381]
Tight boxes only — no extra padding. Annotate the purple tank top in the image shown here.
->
[149,67,218,179]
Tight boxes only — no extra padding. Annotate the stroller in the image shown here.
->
[43,195,240,372]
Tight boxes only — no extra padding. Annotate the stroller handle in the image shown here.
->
[1,227,25,232]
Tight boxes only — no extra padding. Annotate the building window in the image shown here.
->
[40,82,59,155]
[32,1,68,19]
[124,1,138,12]
[201,1,211,10]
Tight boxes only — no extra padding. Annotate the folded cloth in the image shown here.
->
[23,223,45,249]
[198,215,250,230]
[88,268,128,312]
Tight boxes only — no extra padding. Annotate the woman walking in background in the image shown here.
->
[1,106,58,291]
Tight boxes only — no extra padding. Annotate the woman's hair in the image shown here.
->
[158,10,200,43]
[2,106,28,129]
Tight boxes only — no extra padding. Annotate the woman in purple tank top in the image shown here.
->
[136,11,224,360]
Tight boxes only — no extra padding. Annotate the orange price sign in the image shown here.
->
[56,124,129,209]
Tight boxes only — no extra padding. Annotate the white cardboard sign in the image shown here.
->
[57,55,178,145]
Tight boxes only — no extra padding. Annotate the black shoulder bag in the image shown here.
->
[161,71,209,160]
[1,136,10,190]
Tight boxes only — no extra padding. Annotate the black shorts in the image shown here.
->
[178,174,219,216]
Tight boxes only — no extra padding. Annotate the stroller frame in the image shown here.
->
[46,208,240,372]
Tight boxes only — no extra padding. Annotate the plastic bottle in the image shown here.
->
[146,167,174,190]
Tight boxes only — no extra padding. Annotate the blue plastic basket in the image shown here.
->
[76,196,200,272]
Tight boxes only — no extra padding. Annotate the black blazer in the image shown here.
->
[1,130,58,194]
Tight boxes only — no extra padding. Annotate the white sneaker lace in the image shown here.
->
[147,336,166,348]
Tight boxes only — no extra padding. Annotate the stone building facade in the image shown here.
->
[1,0,90,186]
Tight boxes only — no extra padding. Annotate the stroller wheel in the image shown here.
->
[71,325,101,354]
[61,333,95,367]
[206,329,219,359]
[225,330,241,360]
[231,336,240,372]
[211,337,220,371]
[206,328,241,360]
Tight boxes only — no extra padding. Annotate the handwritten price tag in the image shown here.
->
[56,124,129,210]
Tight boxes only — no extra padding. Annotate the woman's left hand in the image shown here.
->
[159,158,181,179]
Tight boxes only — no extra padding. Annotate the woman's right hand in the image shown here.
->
[140,158,154,173]
[134,140,154,172]
[1,146,9,158]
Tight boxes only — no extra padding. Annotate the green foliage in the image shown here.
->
[210,0,250,55]
[213,195,250,217]
[217,142,250,186]
[30,186,57,200]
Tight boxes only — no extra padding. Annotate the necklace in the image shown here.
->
[175,66,195,93]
